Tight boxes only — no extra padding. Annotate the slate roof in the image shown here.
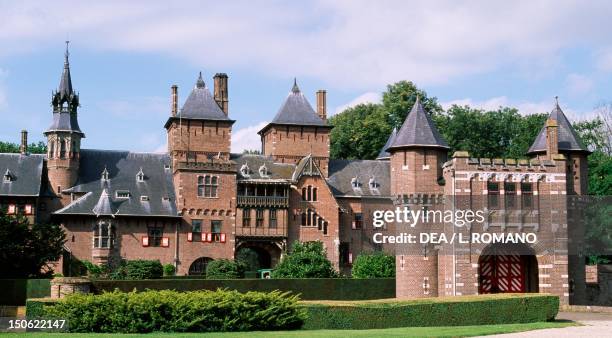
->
[376,127,397,160]
[327,159,391,197]
[58,48,73,101]
[55,149,178,217]
[47,111,83,134]
[387,97,449,151]
[259,80,330,134]
[0,153,44,196]
[230,153,295,180]
[527,102,589,154]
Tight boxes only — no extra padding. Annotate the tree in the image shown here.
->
[0,141,47,154]
[382,80,443,129]
[329,104,391,159]
[351,252,395,278]
[0,213,65,278]
[206,259,245,279]
[235,247,260,272]
[271,241,337,278]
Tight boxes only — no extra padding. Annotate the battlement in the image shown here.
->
[445,151,565,174]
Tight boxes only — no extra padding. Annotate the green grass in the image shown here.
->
[2,321,575,338]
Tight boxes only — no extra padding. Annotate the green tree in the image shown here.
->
[329,104,391,159]
[0,141,47,154]
[206,259,245,279]
[382,80,443,129]
[235,247,260,272]
[351,252,395,278]
[0,213,65,278]
[271,241,337,278]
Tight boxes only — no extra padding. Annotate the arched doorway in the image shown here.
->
[478,243,539,294]
[188,257,213,276]
[236,241,282,269]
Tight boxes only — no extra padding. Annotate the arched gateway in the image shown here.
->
[478,243,539,294]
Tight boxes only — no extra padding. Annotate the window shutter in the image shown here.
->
[162,237,169,247]
[141,236,149,247]
[348,252,353,264]
[25,204,33,215]
[201,232,208,243]
[187,232,193,242]
[206,233,213,243]
[220,233,226,243]
[351,221,356,229]
[7,204,15,215]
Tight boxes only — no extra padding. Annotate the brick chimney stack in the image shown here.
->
[316,90,327,121]
[20,130,27,154]
[545,118,559,158]
[171,85,178,117]
[213,73,229,115]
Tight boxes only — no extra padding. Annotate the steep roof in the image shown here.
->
[327,159,391,197]
[259,80,329,134]
[387,97,449,151]
[47,111,83,134]
[376,127,397,160]
[230,153,295,180]
[0,153,44,196]
[527,102,589,154]
[56,149,178,217]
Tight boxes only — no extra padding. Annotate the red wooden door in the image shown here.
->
[479,253,526,293]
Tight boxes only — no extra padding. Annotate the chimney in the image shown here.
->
[20,130,28,154]
[545,118,559,159]
[316,90,327,121]
[213,73,229,115]
[171,85,178,117]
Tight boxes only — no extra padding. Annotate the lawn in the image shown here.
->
[2,321,575,338]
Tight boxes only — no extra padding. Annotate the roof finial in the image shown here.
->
[196,71,205,88]
[64,40,70,68]
[292,77,300,93]
[554,95,559,107]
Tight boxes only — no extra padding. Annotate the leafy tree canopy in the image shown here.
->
[271,241,337,278]
[351,252,395,278]
[0,141,46,154]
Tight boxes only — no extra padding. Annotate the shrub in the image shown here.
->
[236,248,260,272]
[82,260,105,278]
[206,259,245,279]
[302,294,559,329]
[272,241,338,278]
[42,289,305,333]
[163,264,176,277]
[351,252,395,278]
[111,260,163,280]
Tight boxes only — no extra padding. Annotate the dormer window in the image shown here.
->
[369,177,380,189]
[3,170,13,183]
[240,163,250,177]
[140,196,150,202]
[116,190,130,199]
[258,164,269,178]
[136,168,145,182]
[351,177,361,189]
[101,167,109,181]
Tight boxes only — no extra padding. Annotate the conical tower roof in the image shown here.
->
[387,97,449,151]
[376,127,397,160]
[92,187,115,217]
[527,99,589,154]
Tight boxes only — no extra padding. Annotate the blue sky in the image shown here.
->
[1,1,612,152]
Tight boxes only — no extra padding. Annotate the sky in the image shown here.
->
[1,0,612,153]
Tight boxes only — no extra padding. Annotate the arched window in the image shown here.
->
[307,186,312,201]
[301,212,307,226]
[48,141,55,158]
[307,209,312,226]
[302,187,307,201]
[59,140,66,159]
[312,187,317,201]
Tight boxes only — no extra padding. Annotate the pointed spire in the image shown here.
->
[58,41,73,99]
[387,97,449,151]
[377,126,398,160]
[196,71,205,88]
[92,187,115,217]
[64,40,70,69]
[292,77,300,93]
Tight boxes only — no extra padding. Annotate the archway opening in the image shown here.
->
[188,257,213,276]
[478,243,539,294]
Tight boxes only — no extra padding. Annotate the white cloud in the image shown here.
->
[565,73,593,96]
[332,92,381,115]
[231,121,268,153]
[1,1,612,89]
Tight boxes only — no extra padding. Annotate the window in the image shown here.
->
[504,182,516,209]
[351,177,361,188]
[3,170,13,183]
[339,243,350,266]
[48,141,55,158]
[256,209,264,227]
[312,187,317,201]
[521,183,534,209]
[307,209,313,226]
[140,196,149,202]
[116,190,130,199]
[242,208,251,227]
[198,175,218,198]
[136,168,145,182]
[147,226,163,247]
[240,164,250,177]
[301,212,307,226]
[101,168,109,181]
[270,209,277,228]
[307,186,312,201]
[60,140,66,159]
[369,178,380,189]
[353,213,363,229]
[488,182,499,209]
[258,164,268,177]
[93,222,113,248]
[302,187,307,201]
[302,186,317,201]
[191,220,202,242]
[211,220,222,242]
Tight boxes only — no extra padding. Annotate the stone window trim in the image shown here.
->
[146,225,164,247]
[93,221,114,249]
[197,174,219,198]
[301,185,318,202]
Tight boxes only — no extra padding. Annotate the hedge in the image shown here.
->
[301,294,559,330]
[34,289,305,333]
[91,278,395,301]
[0,279,51,305]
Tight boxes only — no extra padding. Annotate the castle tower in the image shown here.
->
[376,127,397,160]
[258,79,332,176]
[44,42,84,201]
[388,97,450,298]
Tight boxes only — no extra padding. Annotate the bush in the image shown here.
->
[302,294,559,329]
[272,241,338,278]
[206,259,245,279]
[82,260,105,278]
[351,252,395,278]
[163,264,176,277]
[236,248,260,272]
[111,260,163,280]
[42,289,305,333]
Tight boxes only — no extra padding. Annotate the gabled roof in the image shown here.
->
[0,153,44,196]
[527,101,589,154]
[292,154,322,181]
[164,73,234,128]
[387,97,449,151]
[259,79,330,134]
[327,159,391,197]
[56,149,178,217]
[376,127,397,160]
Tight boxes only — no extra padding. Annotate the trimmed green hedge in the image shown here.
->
[301,294,559,329]
[36,289,305,333]
[0,279,51,305]
[91,278,395,301]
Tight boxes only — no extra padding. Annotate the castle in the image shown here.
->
[0,47,590,304]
